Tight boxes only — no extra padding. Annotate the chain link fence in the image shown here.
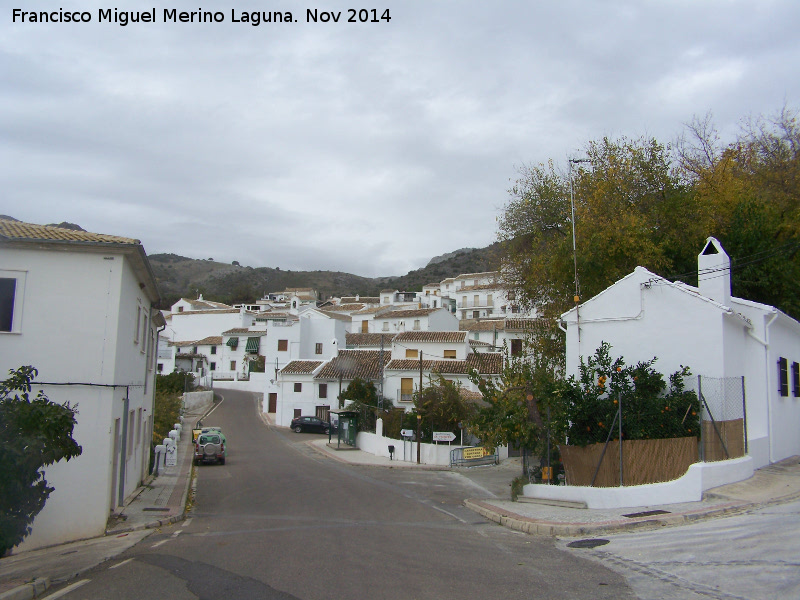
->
[686,375,747,462]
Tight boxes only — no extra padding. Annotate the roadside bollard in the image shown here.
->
[154,444,166,475]
[164,437,177,467]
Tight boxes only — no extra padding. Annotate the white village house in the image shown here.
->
[560,237,800,470]
[0,219,164,551]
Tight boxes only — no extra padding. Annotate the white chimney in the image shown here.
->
[697,237,731,306]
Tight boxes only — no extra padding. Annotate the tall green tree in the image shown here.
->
[499,136,694,318]
[500,109,800,322]
[0,367,82,555]
[413,375,477,439]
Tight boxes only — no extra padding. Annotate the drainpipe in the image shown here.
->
[118,386,130,507]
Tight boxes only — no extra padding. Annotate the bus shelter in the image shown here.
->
[329,409,358,449]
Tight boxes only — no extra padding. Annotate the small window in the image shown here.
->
[315,343,323,355]
[382,322,389,331]
[134,306,141,344]
[211,346,217,355]
[413,319,420,330]
[0,277,17,332]
[157,363,164,372]
[192,346,198,354]
[278,339,288,351]
[230,360,236,371]
[511,339,523,356]
[778,357,789,397]
[178,306,184,312]
[141,315,148,353]
[792,361,800,398]
[319,383,328,399]
[444,350,456,359]
[294,408,302,418]
[210,362,216,371]
[405,349,418,359]
[294,382,302,392]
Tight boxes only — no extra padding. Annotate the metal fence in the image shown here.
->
[688,375,747,462]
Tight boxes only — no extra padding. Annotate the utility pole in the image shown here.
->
[569,157,590,346]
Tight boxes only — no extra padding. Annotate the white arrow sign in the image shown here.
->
[433,431,456,442]
[400,429,415,438]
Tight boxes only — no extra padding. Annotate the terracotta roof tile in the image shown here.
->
[394,331,466,343]
[194,336,223,345]
[315,350,382,381]
[281,360,324,374]
[384,353,502,375]
[0,218,140,245]
[345,333,396,347]
[374,308,438,319]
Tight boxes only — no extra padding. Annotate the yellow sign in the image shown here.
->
[463,447,488,460]
[541,467,552,481]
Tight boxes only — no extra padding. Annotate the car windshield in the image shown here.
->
[199,435,220,444]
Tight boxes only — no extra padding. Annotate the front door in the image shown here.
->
[268,393,277,413]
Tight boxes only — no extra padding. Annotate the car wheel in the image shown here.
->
[219,457,225,465]
[323,428,330,434]
[293,426,302,433]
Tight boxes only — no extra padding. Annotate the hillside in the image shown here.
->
[150,243,501,308]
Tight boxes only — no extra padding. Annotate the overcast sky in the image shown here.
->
[2,1,799,277]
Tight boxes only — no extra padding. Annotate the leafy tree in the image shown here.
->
[499,108,800,322]
[0,367,82,555]
[499,136,693,318]
[560,343,700,447]
[468,347,566,455]
[678,108,800,319]
[152,372,191,444]
[413,375,477,440]
[340,378,392,432]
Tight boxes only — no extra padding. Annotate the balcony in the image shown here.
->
[457,300,493,309]
[397,390,414,403]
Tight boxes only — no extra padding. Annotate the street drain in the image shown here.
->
[567,538,610,549]
[622,509,671,518]
[143,507,171,512]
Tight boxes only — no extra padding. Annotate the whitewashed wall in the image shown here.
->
[1,247,157,551]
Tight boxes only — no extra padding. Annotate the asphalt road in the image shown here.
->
[44,389,634,600]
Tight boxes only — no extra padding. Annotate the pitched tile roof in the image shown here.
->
[0,218,140,245]
[456,283,503,292]
[384,352,502,375]
[345,333,396,347]
[374,308,438,319]
[281,360,324,374]
[194,336,223,345]
[459,319,506,331]
[314,350,383,381]
[353,305,395,315]
[317,310,352,322]
[394,331,467,343]
[322,304,365,312]
[173,308,241,316]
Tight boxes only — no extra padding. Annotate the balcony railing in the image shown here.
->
[457,300,493,309]
[397,391,414,403]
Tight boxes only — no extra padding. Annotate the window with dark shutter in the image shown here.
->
[778,357,789,397]
[793,362,800,398]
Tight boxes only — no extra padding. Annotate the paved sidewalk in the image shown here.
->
[0,405,207,600]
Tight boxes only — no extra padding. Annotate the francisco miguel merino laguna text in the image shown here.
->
[11,8,392,26]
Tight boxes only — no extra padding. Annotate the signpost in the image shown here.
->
[432,431,456,443]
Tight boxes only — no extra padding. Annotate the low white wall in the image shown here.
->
[521,456,754,509]
[183,390,214,414]
[357,431,461,466]
[213,372,267,393]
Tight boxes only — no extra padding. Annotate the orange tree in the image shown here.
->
[562,343,700,447]
[0,367,82,555]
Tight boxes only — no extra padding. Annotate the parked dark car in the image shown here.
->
[290,416,330,434]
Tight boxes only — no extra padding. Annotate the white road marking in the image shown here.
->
[43,579,90,598]
[182,518,193,527]
[151,539,169,548]
[109,558,134,569]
